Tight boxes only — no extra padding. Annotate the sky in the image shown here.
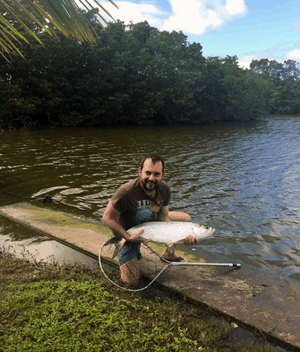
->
[95,0,300,69]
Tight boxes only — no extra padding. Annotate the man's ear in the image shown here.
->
[138,167,142,176]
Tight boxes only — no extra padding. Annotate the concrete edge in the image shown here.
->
[1,204,300,351]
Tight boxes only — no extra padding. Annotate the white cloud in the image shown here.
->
[286,49,300,60]
[99,0,248,35]
[237,42,300,70]
[238,55,255,69]
[162,0,248,35]
[225,0,247,16]
[96,1,167,28]
[112,1,167,27]
[288,17,300,32]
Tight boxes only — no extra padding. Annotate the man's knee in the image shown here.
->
[168,211,191,222]
[120,258,140,287]
[121,275,139,287]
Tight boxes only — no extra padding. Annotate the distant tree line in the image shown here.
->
[0,7,298,128]
[250,59,300,115]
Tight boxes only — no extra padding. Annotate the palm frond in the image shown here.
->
[0,0,117,60]
[0,23,25,60]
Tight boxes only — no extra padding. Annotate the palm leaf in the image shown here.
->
[1,0,43,44]
[0,22,27,60]
[0,0,117,60]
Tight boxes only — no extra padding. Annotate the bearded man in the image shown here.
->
[102,153,196,287]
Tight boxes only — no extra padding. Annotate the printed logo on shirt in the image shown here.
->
[135,200,162,224]
[137,200,152,207]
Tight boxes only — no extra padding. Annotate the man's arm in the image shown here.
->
[102,201,144,242]
[157,205,170,222]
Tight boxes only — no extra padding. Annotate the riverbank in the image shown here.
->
[0,203,299,351]
[0,250,288,352]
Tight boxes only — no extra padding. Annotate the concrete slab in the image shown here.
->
[1,202,300,350]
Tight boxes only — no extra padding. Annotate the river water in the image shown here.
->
[0,116,300,281]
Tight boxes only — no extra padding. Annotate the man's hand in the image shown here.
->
[127,229,151,243]
[185,235,197,246]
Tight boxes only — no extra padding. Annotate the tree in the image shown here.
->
[250,59,283,82]
[0,0,117,60]
[129,26,205,124]
[0,18,272,128]
[250,58,300,115]
[197,56,272,121]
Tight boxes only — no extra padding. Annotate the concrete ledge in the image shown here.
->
[1,202,300,350]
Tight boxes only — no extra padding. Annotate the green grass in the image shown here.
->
[0,250,283,352]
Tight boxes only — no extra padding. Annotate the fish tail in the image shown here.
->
[112,238,126,258]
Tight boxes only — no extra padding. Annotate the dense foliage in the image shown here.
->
[0,7,298,128]
[250,59,300,115]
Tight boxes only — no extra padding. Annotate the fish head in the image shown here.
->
[193,224,215,239]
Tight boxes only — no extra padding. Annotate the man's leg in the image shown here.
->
[168,211,191,222]
[113,215,141,287]
[120,257,140,287]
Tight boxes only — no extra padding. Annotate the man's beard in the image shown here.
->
[141,178,158,191]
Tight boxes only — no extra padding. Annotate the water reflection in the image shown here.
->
[0,117,300,281]
[0,217,98,267]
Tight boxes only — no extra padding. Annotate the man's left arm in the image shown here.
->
[157,206,170,222]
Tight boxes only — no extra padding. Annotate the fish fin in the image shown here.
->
[165,243,176,254]
[165,242,176,248]
[112,238,126,259]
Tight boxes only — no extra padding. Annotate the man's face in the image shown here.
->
[139,158,165,192]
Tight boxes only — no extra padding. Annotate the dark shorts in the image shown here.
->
[118,241,141,266]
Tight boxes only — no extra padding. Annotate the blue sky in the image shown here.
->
[97,0,300,68]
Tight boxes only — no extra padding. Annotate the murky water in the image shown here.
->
[1,117,300,280]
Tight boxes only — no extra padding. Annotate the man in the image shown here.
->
[102,153,197,287]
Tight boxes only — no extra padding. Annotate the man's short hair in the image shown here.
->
[140,153,165,172]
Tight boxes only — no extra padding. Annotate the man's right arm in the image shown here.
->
[102,200,144,242]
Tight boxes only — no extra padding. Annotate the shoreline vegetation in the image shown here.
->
[1,4,300,129]
[0,248,289,352]
[1,114,300,133]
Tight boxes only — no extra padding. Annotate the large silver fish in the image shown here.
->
[111,221,215,258]
[128,221,215,244]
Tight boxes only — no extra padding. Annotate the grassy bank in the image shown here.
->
[0,251,285,352]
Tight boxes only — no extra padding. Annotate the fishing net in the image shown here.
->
[99,237,241,292]
[99,238,172,292]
